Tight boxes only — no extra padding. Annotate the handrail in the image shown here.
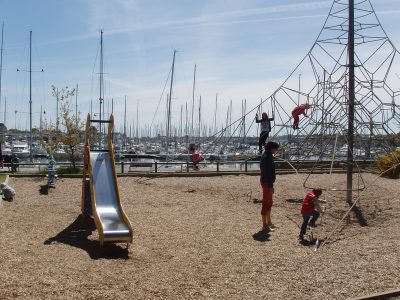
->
[6,159,376,175]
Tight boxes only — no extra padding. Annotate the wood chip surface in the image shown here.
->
[0,173,399,299]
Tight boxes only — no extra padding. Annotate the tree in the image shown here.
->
[39,121,58,157]
[51,85,84,168]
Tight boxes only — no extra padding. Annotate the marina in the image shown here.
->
[0,1,399,299]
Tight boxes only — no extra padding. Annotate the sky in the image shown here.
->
[0,0,399,136]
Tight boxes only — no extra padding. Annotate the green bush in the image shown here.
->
[56,167,83,175]
[377,151,400,179]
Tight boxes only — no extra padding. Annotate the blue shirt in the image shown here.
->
[260,150,276,187]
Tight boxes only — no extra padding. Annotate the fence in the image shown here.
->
[6,159,377,175]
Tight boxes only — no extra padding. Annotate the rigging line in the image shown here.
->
[382,51,396,83]
[359,39,390,68]
[218,121,242,154]
[369,0,400,56]
[149,67,172,132]
[234,0,335,127]
[201,122,230,153]
[202,132,226,155]
[274,156,306,196]
[89,42,100,113]
[282,86,311,99]
[320,161,400,249]
[241,115,257,146]
[302,128,340,191]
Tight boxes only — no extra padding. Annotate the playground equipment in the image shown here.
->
[202,0,399,191]
[81,114,133,247]
[47,155,57,188]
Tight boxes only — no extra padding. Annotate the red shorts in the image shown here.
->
[260,181,273,215]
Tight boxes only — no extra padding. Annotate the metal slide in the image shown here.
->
[82,114,133,246]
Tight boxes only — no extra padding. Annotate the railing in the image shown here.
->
[6,159,377,175]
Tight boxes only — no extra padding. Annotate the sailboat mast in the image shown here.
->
[4,97,6,129]
[185,102,188,137]
[179,104,183,141]
[191,64,196,137]
[40,105,42,136]
[75,83,78,127]
[124,95,127,147]
[136,99,139,143]
[214,93,218,134]
[241,99,247,144]
[198,96,201,141]
[229,100,232,137]
[29,30,33,162]
[99,30,104,147]
[166,50,176,154]
[0,23,4,123]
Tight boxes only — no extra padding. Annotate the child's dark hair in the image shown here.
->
[312,188,323,196]
[265,141,280,151]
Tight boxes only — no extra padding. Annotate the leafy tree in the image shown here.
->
[39,121,58,156]
[51,85,84,168]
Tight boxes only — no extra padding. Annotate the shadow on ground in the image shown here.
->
[252,229,271,242]
[349,201,368,227]
[44,214,129,260]
[39,185,49,195]
[299,238,324,249]
[286,198,303,204]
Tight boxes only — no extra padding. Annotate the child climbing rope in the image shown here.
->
[255,112,274,154]
[292,103,310,129]
[299,188,326,241]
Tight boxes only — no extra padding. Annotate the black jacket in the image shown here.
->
[260,150,276,187]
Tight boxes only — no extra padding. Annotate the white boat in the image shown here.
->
[12,143,30,158]
[145,144,161,154]
[2,142,12,156]
[32,142,48,157]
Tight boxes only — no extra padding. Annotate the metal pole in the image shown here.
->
[99,30,104,148]
[214,93,218,134]
[40,105,42,136]
[29,30,33,163]
[4,96,6,129]
[346,0,355,203]
[191,64,196,137]
[56,88,59,132]
[124,96,126,147]
[0,23,4,123]
[136,99,139,143]
[166,50,176,156]
[75,83,78,127]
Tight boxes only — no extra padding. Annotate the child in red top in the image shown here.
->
[189,145,202,170]
[299,188,325,241]
[292,103,310,129]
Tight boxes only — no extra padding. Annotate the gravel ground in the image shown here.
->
[0,173,399,299]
